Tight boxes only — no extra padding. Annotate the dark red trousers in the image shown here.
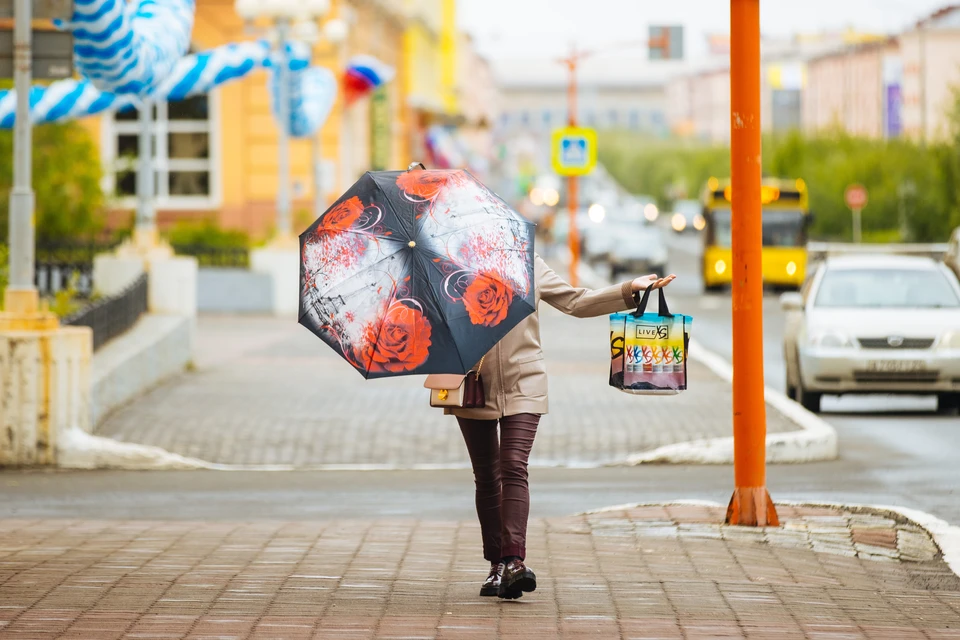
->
[457,413,540,562]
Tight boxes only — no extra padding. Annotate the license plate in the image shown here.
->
[867,360,925,372]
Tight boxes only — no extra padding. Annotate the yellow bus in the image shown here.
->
[700,176,811,291]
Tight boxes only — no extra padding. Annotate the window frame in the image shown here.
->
[101,89,222,211]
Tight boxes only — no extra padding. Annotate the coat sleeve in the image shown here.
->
[536,255,636,318]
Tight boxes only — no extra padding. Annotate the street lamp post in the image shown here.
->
[235,0,337,239]
[6,0,37,314]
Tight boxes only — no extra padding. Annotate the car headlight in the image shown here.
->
[941,331,960,349]
[672,213,686,231]
[806,331,854,348]
[693,214,706,231]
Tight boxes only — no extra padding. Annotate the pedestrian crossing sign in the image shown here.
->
[551,126,597,176]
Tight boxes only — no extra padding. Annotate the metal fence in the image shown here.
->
[35,241,120,298]
[63,272,148,351]
[172,244,250,269]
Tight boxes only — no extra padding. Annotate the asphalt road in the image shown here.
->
[1,231,958,526]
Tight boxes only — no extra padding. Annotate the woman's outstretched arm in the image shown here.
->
[537,255,676,318]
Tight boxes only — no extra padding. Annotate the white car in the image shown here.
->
[781,254,960,414]
[947,226,960,278]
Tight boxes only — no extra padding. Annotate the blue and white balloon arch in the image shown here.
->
[0,0,367,139]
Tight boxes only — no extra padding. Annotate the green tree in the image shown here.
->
[600,127,959,243]
[0,121,105,243]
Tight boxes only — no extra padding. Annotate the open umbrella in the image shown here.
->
[299,167,536,379]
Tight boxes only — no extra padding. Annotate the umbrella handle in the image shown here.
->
[407,161,426,171]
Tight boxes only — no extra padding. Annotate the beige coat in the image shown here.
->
[449,255,636,420]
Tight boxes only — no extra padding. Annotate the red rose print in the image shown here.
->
[322,196,364,231]
[463,272,514,327]
[356,302,433,373]
[396,171,452,201]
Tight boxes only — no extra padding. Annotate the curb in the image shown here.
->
[568,256,838,466]
[577,500,960,579]
[58,427,212,471]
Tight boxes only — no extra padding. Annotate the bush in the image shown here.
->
[166,220,251,268]
[0,121,105,243]
[167,220,250,249]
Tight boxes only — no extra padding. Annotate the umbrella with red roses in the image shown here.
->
[299,168,537,379]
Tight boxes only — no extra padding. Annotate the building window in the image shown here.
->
[104,93,220,209]
[608,109,619,126]
[628,110,641,129]
[542,109,552,127]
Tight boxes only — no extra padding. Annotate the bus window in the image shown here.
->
[709,208,805,248]
[712,209,732,247]
[761,210,805,247]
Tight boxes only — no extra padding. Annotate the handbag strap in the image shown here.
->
[472,355,485,380]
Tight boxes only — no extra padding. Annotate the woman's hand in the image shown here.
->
[631,273,677,293]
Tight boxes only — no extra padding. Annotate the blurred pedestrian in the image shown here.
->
[452,256,676,599]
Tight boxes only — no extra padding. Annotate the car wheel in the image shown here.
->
[786,384,797,400]
[796,385,822,413]
[937,393,960,415]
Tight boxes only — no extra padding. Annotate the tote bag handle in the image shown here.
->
[632,287,674,318]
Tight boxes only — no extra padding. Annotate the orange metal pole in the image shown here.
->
[567,56,580,287]
[726,0,778,527]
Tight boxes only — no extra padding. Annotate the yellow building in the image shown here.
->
[80,0,412,239]
[403,0,462,164]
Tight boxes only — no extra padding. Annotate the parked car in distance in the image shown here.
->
[670,199,705,233]
[583,221,623,265]
[947,226,960,279]
[608,225,669,280]
[549,211,593,254]
[781,254,960,414]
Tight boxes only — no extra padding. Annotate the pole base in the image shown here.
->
[0,288,59,331]
[725,486,779,527]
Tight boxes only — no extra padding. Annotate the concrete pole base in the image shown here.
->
[0,288,59,331]
[0,325,92,466]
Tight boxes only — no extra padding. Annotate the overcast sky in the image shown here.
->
[457,0,950,62]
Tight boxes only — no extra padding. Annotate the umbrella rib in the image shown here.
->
[417,217,534,242]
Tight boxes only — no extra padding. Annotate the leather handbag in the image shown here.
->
[424,356,486,409]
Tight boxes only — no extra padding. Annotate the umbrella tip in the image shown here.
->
[407,162,426,171]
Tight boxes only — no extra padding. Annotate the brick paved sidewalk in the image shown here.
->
[95,308,799,468]
[2,505,958,639]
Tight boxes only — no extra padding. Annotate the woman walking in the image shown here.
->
[451,255,676,599]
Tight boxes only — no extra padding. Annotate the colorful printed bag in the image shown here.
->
[609,288,692,395]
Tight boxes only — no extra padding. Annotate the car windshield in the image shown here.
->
[711,209,806,247]
[675,200,700,218]
[614,227,664,255]
[814,268,960,308]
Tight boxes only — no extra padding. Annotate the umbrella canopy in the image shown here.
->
[299,169,536,379]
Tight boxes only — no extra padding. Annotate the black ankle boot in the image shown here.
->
[498,558,536,599]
